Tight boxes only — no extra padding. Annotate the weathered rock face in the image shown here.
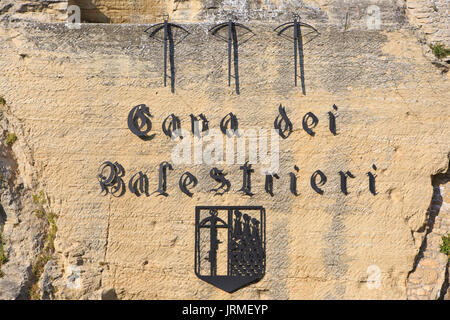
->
[0,105,44,299]
[0,0,68,23]
[69,0,407,25]
[0,0,449,300]
[407,170,450,300]
[406,0,450,45]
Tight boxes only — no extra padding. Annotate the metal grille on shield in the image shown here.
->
[195,206,266,292]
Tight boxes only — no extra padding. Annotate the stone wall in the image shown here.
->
[0,0,448,300]
[0,0,68,22]
[406,0,450,46]
[0,104,43,299]
[65,0,407,26]
[3,0,448,45]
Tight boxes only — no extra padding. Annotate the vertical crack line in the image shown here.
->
[407,159,450,299]
[408,184,442,275]
[100,195,112,289]
[438,260,449,300]
[104,196,111,261]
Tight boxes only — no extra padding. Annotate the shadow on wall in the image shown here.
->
[69,0,110,23]
[0,204,6,225]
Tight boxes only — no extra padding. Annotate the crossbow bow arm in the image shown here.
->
[145,23,191,39]
[209,22,254,36]
[233,23,254,34]
[169,24,191,35]
[144,23,165,38]
[273,21,293,33]
[275,22,320,36]
[209,22,230,35]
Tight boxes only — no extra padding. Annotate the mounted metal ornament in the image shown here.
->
[274,14,319,94]
[209,20,255,95]
[195,206,265,292]
[144,17,190,93]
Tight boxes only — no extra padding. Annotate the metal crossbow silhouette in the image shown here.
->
[274,14,319,94]
[145,16,190,93]
[209,20,255,95]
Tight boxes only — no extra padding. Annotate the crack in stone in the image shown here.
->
[407,157,450,300]
[98,196,112,290]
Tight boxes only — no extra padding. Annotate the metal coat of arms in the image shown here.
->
[195,206,266,292]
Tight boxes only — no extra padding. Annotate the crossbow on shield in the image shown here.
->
[145,16,190,93]
[274,14,319,94]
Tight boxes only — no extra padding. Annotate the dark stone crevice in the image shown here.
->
[407,157,450,299]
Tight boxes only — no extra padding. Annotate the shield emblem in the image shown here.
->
[195,206,266,292]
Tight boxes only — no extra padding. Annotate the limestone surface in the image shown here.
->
[0,0,449,300]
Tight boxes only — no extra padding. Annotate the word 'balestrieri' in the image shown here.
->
[97,161,378,198]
